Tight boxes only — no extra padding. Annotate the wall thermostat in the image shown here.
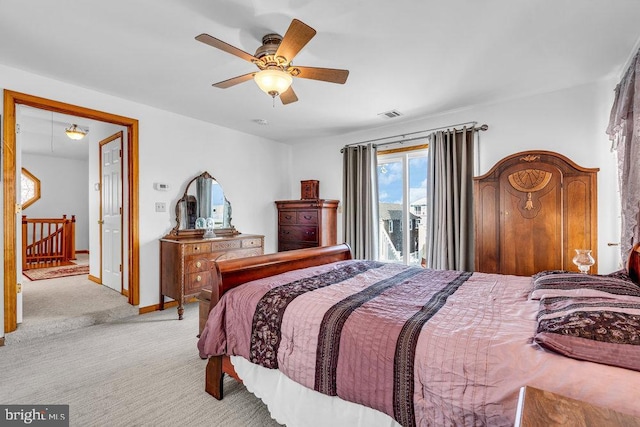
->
[154,182,170,191]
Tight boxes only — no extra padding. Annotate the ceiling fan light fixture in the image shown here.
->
[65,124,88,140]
[254,69,292,97]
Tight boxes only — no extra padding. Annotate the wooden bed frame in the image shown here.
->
[200,243,353,399]
[628,242,640,284]
[200,241,640,401]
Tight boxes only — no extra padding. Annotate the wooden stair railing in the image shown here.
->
[22,214,76,270]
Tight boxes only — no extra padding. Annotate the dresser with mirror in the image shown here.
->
[160,171,264,319]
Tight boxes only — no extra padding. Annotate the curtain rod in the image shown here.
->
[341,122,488,152]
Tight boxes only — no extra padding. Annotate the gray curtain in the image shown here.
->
[425,128,475,270]
[606,50,640,262]
[342,144,379,259]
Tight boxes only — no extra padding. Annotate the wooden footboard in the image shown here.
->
[202,243,353,399]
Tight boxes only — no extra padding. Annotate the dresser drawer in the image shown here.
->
[218,247,263,261]
[185,270,211,294]
[279,225,318,242]
[185,257,211,273]
[279,211,297,225]
[184,242,212,255]
[241,238,263,248]
[297,211,318,225]
[279,242,316,251]
[210,239,242,251]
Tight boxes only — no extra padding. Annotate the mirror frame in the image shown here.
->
[168,171,238,238]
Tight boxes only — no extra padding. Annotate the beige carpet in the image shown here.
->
[0,304,282,427]
[7,262,138,344]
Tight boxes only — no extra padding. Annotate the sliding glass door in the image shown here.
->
[377,146,428,266]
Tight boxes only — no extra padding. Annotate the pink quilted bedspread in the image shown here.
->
[197,260,640,426]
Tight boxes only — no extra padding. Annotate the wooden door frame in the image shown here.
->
[99,132,125,295]
[3,90,140,333]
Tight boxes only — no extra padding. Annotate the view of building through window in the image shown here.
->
[377,147,428,266]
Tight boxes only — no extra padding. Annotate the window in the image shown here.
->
[377,145,428,266]
[21,167,41,209]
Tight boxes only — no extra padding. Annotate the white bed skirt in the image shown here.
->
[231,355,400,427]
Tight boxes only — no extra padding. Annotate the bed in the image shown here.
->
[197,243,640,426]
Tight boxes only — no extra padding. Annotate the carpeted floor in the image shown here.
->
[7,256,138,344]
[0,304,282,427]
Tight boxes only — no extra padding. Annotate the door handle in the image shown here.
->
[98,220,104,225]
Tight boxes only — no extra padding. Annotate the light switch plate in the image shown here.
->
[155,202,166,212]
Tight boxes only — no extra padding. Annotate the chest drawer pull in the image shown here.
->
[193,246,200,251]
[303,215,313,220]
[196,261,202,268]
[196,275,202,282]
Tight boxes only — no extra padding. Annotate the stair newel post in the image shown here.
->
[22,215,28,271]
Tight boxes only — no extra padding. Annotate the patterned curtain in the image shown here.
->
[606,50,640,262]
[425,128,475,270]
[342,144,379,260]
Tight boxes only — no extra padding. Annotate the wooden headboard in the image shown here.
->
[628,243,640,285]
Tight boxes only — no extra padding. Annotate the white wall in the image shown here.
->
[290,78,622,273]
[0,63,292,332]
[21,153,90,251]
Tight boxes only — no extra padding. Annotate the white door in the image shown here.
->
[101,134,123,292]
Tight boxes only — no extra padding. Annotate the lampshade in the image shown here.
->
[253,69,293,97]
[65,124,88,140]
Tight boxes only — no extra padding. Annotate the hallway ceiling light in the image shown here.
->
[65,124,88,140]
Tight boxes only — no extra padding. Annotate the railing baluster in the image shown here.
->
[22,215,76,270]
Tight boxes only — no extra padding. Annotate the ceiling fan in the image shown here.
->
[195,19,349,105]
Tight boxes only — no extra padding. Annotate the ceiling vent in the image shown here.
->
[378,110,403,119]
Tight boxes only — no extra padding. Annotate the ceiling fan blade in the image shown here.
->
[280,86,298,105]
[275,19,316,62]
[195,33,258,63]
[293,66,349,84]
[212,73,256,89]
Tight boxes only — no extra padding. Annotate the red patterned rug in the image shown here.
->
[23,264,90,281]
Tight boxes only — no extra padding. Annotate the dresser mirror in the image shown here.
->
[169,171,237,237]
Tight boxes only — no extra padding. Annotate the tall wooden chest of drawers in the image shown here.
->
[275,199,339,251]
[159,233,264,319]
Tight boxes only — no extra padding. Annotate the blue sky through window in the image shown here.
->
[378,156,427,204]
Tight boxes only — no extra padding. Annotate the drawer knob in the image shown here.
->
[194,246,199,251]
[303,215,312,220]
[196,261,202,268]
[285,215,293,220]
[196,275,202,282]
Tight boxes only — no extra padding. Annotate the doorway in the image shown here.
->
[3,90,140,334]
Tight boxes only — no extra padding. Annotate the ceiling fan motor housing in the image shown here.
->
[255,33,283,58]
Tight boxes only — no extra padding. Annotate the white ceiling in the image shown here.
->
[19,106,93,160]
[1,0,640,145]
